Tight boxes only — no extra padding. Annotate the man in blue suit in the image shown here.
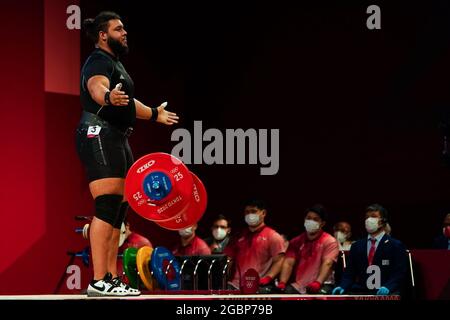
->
[333,204,407,296]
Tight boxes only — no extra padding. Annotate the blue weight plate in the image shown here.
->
[150,246,181,290]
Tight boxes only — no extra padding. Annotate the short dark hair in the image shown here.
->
[83,11,122,43]
[244,199,267,211]
[443,213,450,224]
[365,203,389,224]
[304,204,328,221]
[212,214,231,227]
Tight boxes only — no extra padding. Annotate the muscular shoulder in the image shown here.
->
[82,51,115,80]
[84,51,113,68]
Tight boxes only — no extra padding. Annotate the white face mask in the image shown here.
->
[213,227,227,241]
[304,219,320,233]
[335,231,348,243]
[365,217,380,234]
[245,213,260,226]
[178,227,193,237]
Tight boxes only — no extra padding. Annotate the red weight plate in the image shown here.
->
[155,172,207,230]
[125,153,193,222]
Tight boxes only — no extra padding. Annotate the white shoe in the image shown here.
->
[86,279,128,297]
[111,277,141,296]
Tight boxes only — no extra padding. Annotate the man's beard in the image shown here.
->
[107,36,129,57]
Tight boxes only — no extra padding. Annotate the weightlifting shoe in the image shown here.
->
[110,276,141,296]
[87,274,128,297]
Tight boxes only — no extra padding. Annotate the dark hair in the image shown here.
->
[365,203,389,224]
[83,11,121,43]
[304,204,328,221]
[333,221,352,232]
[212,214,231,227]
[443,213,450,223]
[244,199,267,211]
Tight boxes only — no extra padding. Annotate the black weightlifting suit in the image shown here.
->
[75,48,136,182]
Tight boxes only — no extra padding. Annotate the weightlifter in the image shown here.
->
[75,11,178,296]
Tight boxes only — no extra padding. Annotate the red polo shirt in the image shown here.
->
[225,225,285,288]
[173,235,211,256]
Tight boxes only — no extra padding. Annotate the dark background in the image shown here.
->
[81,1,450,247]
[2,0,450,294]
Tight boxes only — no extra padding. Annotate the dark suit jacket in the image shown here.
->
[339,234,407,293]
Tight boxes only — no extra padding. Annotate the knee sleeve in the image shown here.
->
[113,201,129,229]
[94,194,123,226]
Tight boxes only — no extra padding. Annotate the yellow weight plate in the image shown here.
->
[136,246,154,290]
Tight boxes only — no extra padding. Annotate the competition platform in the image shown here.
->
[0,294,400,301]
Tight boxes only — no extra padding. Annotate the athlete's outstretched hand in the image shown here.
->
[156,102,179,125]
[110,83,129,106]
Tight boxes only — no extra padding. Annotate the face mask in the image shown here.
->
[443,226,450,239]
[304,219,320,233]
[178,227,193,237]
[245,213,260,226]
[213,227,227,241]
[365,217,380,234]
[335,231,348,243]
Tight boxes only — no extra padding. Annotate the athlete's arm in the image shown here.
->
[87,76,129,106]
[134,99,179,125]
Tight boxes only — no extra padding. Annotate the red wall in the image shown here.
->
[0,0,177,294]
[411,250,450,300]
[1,1,449,297]
[0,1,46,291]
[45,0,80,95]
[0,0,92,294]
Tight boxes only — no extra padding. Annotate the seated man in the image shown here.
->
[277,205,339,294]
[333,204,407,296]
[224,199,285,291]
[432,213,450,249]
[333,221,354,251]
[172,223,211,256]
[204,214,232,253]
